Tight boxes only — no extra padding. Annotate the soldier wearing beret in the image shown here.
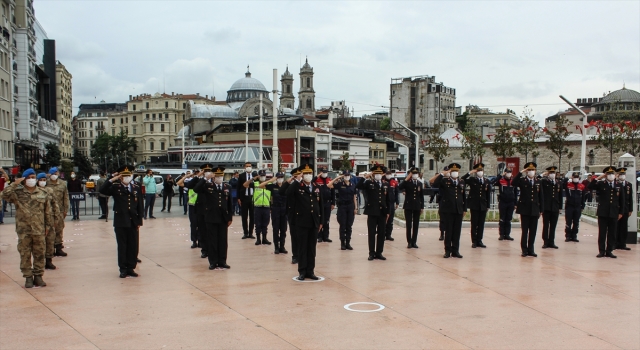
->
[540,166,563,249]
[46,167,70,257]
[513,162,544,257]
[37,173,60,270]
[430,163,466,258]
[462,163,492,248]
[588,166,626,258]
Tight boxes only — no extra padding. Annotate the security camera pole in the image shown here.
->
[394,120,420,170]
[559,95,587,174]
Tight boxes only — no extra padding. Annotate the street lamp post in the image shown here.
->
[272,69,279,172]
[393,120,420,170]
[384,137,409,170]
[559,95,587,174]
[259,94,263,169]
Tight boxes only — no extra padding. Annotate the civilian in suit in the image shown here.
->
[237,162,256,239]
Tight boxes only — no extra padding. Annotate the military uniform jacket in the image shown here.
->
[266,183,287,207]
[513,172,544,216]
[461,173,492,211]
[494,175,518,204]
[357,178,389,216]
[398,178,424,210]
[314,177,335,205]
[279,181,295,217]
[620,180,633,215]
[540,178,563,213]
[433,175,466,214]
[286,180,325,228]
[1,184,54,235]
[46,179,70,214]
[41,187,61,226]
[564,181,587,209]
[193,179,232,223]
[588,180,625,218]
[99,180,144,228]
[383,178,400,214]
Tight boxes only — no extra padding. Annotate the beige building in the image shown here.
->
[368,142,387,167]
[0,0,14,168]
[465,105,521,141]
[55,61,72,160]
[74,102,126,158]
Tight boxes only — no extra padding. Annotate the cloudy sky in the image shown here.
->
[37,0,639,122]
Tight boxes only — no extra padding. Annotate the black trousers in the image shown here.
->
[114,226,139,272]
[470,209,487,243]
[204,222,228,265]
[541,210,559,245]
[188,205,199,244]
[98,197,108,216]
[178,187,184,205]
[499,202,515,237]
[162,191,173,211]
[617,213,630,248]
[597,216,617,253]
[288,215,298,259]
[240,198,254,236]
[318,202,332,240]
[520,214,539,254]
[441,212,463,253]
[337,204,355,242]
[254,207,271,237]
[297,225,318,275]
[564,206,581,240]
[197,214,207,254]
[367,214,386,255]
[271,206,287,247]
[386,206,396,238]
[404,209,420,244]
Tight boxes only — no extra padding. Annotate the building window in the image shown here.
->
[132,126,136,135]
[152,114,156,120]
[331,142,349,151]
[146,114,149,120]
[121,118,123,124]
[133,104,136,111]
[150,142,154,151]
[133,115,136,122]
[165,113,168,120]
[111,118,115,125]
[160,124,165,132]
[165,101,168,108]
[150,124,154,132]
[112,129,115,136]
[90,131,93,137]
[160,142,165,150]
[306,98,311,109]
[429,159,434,170]
[145,102,149,109]
[89,121,92,127]
[183,103,186,109]
[306,77,310,87]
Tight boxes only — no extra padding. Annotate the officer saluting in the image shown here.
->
[430,163,466,258]
[564,172,587,242]
[260,172,289,255]
[494,168,517,241]
[513,162,544,257]
[357,165,390,261]
[315,167,335,243]
[328,170,358,250]
[616,167,633,251]
[399,167,424,248]
[383,170,400,242]
[99,166,144,278]
[588,166,626,258]
[540,166,563,249]
[281,167,302,264]
[193,165,232,269]
[462,163,492,248]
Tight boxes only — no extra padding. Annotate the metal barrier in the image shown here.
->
[2,192,111,218]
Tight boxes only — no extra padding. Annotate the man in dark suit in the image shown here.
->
[462,163,492,248]
[281,167,302,264]
[286,164,324,280]
[588,166,626,258]
[616,167,634,251]
[100,165,144,278]
[399,167,424,248]
[357,165,390,261]
[430,163,466,258]
[237,162,256,239]
[540,166,563,249]
[513,162,544,257]
[193,165,233,269]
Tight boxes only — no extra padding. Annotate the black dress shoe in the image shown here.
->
[262,239,271,245]
[521,252,528,257]
[324,238,333,243]
[201,252,208,258]
[136,258,142,263]
[127,270,138,277]
[505,236,514,241]
[439,234,444,241]
[407,244,412,248]
[620,247,631,251]
[375,254,386,260]
[605,252,617,259]
[386,236,395,241]
[452,252,463,258]
[279,247,288,254]
[190,242,198,249]
[292,258,298,264]
[317,238,323,243]
[476,242,486,248]
[161,209,165,212]
[248,234,256,239]
[119,272,127,278]
[149,216,157,219]
[209,264,216,270]
[471,243,477,248]
[565,238,572,242]
[218,263,231,269]
[98,215,106,219]
[499,236,504,241]
[306,274,319,280]
[274,249,280,254]
[346,242,353,250]
[550,245,559,249]
[443,252,450,258]
[368,254,375,261]
[255,239,261,246]
[412,244,419,249]
[596,252,605,258]
[241,235,248,239]
[529,252,538,257]
[542,244,549,249]
[296,274,305,281]
[341,242,347,250]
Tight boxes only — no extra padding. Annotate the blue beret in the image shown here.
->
[48,167,58,174]
[22,168,36,177]
[37,173,47,180]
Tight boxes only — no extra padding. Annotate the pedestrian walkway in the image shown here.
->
[0,215,638,349]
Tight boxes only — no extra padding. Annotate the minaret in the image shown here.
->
[280,65,295,110]
[298,57,315,116]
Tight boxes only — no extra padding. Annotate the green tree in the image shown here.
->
[424,125,450,171]
[340,152,353,171]
[514,108,541,163]
[91,131,138,172]
[60,160,74,176]
[456,111,470,131]
[72,149,94,178]
[544,115,573,173]
[43,142,61,170]
[460,123,485,170]
[619,114,640,156]
[111,131,137,165]
[595,107,627,164]
[380,117,391,130]
[490,123,516,169]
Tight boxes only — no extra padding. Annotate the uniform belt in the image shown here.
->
[338,200,354,205]
[254,205,270,208]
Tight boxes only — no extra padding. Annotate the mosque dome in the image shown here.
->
[592,86,640,112]
[226,67,270,103]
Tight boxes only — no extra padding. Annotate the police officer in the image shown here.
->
[261,172,288,254]
[37,173,59,270]
[616,167,633,251]
[238,162,256,239]
[193,166,232,270]
[588,166,626,258]
[399,167,424,249]
[46,167,69,257]
[357,165,390,261]
[178,170,201,250]
[281,167,302,264]
[245,170,272,246]
[328,170,357,250]
[99,166,144,278]
[494,169,517,241]
[286,164,324,280]
[315,167,335,243]
[383,170,400,241]
[564,172,587,242]
[540,166,563,249]
[1,168,54,287]
[513,162,544,257]
[462,163,492,248]
[430,164,466,258]
[183,170,209,258]
[437,167,450,241]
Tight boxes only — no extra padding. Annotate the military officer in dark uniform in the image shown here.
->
[286,164,324,280]
[193,165,233,269]
[238,162,256,240]
[616,167,633,251]
[261,172,289,254]
[462,163,492,248]
[564,172,587,242]
[281,167,302,264]
[588,166,626,258]
[399,167,424,248]
[383,170,400,241]
[430,163,466,258]
[357,165,390,261]
[540,166,563,249]
[315,167,335,243]
[494,169,517,241]
[513,162,544,257]
[100,165,144,278]
[328,170,358,250]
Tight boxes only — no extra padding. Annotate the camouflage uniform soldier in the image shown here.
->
[46,167,70,257]
[0,168,54,288]
[37,173,60,269]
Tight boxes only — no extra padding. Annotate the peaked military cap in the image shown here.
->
[118,165,134,176]
[291,167,302,176]
[448,163,462,171]
[409,167,420,174]
[572,172,581,178]
[258,169,267,176]
[603,166,616,174]
[200,163,214,171]
[301,164,314,174]
[472,163,485,170]
[616,167,627,174]
[275,172,285,178]
[523,162,537,170]
[370,164,386,174]
[213,166,225,176]
[546,166,558,173]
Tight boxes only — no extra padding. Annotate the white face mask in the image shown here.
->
[606,174,615,181]
[412,174,419,180]
[450,171,459,179]
[214,177,223,184]
[122,176,132,184]
[303,174,312,182]
[259,176,266,182]
[548,173,556,180]
[71,174,76,178]
[572,178,579,183]
[374,174,382,181]
[50,174,58,181]
[385,174,392,180]
[245,167,252,173]
[476,171,483,177]
[276,178,284,184]
[527,171,535,178]
[505,173,512,179]
[204,171,213,179]
[321,173,328,178]
[619,175,626,181]
[38,180,47,187]
[25,178,37,187]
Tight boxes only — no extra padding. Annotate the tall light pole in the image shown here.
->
[181,123,186,169]
[259,94,263,169]
[559,95,587,174]
[272,69,279,172]
[245,115,249,163]
[393,120,420,170]
[384,137,409,170]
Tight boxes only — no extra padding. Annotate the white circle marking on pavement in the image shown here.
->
[344,302,385,313]
[292,276,325,283]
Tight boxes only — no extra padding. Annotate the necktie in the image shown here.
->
[480,178,483,185]
[454,180,457,186]
[218,185,221,191]
[414,180,417,186]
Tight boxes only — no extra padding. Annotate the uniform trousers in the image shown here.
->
[520,215,539,254]
[318,202,332,240]
[617,213,630,248]
[366,214,386,255]
[597,216,617,253]
[498,202,515,237]
[337,203,355,242]
[254,207,271,237]
[114,226,139,273]
[564,206,581,240]
[404,209,420,244]
[542,210,560,245]
[386,206,396,238]
[98,196,108,216]
[297,225,318,275]
[204,222,228,265]
[288,215,298,260]
[441,212,463,253]
[271,206,287,247]
[188,205,199,244]
[240,198,254,236]
[470,209,487,243]
[45,226,55,259]
[197,214,207,254]
[17,233,45,278]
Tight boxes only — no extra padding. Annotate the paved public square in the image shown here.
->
[1,212,638,350]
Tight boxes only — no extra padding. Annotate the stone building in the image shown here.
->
[298,58,315,116]
[0,0,13,168]
[55,61,72,160]
[74,102,126,157]
[464,105,520,141]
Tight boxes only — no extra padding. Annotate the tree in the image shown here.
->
[424,125,450,171]
[111,131,137,165]
[380,117,391,130]
[91,131,138,172]
[594,109,626,164]
[43,142,61,170]
[340,152,353,171]
[72,149,94,178]
[460,122,485,170]
[60,160,74,176]
[619,115,640,156]
[544,115,573,172]
[456,111,470,131]
[514,108,541,163]
[490,123,516,169]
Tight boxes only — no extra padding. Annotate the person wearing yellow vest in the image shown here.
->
[244,169,272,246]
